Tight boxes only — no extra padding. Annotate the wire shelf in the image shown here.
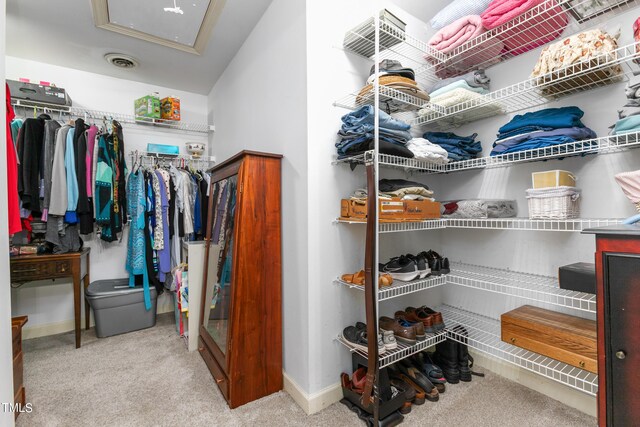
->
[448,262,596,312]
[333,84,430,114]
[335,274,447,301]
[419,0,640,82]
[342,18,444,85]
[337,330,447,368]
[445,217,622,231]
[438,304,598,396]
[414,41,640,129]
[11,99,214,134]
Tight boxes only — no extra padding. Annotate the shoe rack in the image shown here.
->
[333,4,640,423]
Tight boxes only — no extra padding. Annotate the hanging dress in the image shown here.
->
[126,170,151,310]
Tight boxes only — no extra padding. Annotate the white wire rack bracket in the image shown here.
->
[438,304,598,396]
[11,99,214,134]
[446,262,597,313]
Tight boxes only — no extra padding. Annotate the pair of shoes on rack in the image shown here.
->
[420,250,450,276]
[379,316,426,345]
[411,352,447,393]
[388,360,440,402]
[341,270,394,287]
[380,253,430,282]
[343,322,396,353]
[432,325,480,384]
[404,306,446,332]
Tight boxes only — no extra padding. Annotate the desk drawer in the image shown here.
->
[11,260,71,281]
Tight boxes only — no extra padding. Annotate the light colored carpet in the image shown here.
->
[18,314,597,427]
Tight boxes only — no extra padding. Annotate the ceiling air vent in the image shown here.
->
[104,53,139,69]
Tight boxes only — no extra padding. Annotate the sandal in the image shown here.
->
[414,353,447,393]
[341,271,393,287]
[398,359,439,402]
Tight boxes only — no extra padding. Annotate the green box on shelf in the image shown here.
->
[134,94,161,119]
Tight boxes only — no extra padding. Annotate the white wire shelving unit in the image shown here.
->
[447,263,596,313]
[418,0,639,82]
[11,99,214,134]
[333,132,640,174]
[335,274,448,301]
[337,330,447,368]
[415,41,640,129]
[337,217,622,232]
[438,304,599,396]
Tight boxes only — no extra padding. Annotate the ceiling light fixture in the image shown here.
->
[164,0,184,14]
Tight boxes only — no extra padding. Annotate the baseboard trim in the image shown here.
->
[283,372,342,415]
[470,350,597,417]
[22,303,174,340]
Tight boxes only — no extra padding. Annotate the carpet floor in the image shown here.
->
[17,313,597,427]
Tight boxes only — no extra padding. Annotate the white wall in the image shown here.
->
[6,57,210,336]
[207,0,310,391]
[1,1,17,425]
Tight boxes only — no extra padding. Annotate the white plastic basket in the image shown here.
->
[526,186,581,219]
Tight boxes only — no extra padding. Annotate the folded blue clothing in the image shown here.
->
[336,134,408,155]
[490,134,597,156]
[339,127,412,142]
[613,115,640,135]
[492,127,597,151]
[495,125,555,141]
[498,107,586,135]
[423,131,478,145]
[341,105,411,132]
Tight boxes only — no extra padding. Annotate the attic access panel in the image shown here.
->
[91,0,226,55]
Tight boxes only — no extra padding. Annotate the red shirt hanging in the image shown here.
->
[6,83,22,234]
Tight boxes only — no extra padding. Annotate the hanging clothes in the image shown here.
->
[5,84,21,234]
[41,120,61,222]
[17,115,47,212]
[126,170,151,310]
[155,170,171,282]
[64,127,78,224]
[49,125,71,216]
[74,118,93,234]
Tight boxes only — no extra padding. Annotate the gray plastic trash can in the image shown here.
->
[86,278,157,338]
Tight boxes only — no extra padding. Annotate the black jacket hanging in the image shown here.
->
[74,119,93,234]
[17,117,47,212]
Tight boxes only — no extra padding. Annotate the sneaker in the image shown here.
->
[419,251,441,276]
[405,253,431,279]
[380,256,419,282]
[382,330,398,350]
[354,322,387,353]
[343,324,386,354]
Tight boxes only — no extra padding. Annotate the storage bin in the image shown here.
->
[531,170,576,189]
[86,278,157,338]
[526,186,581,219]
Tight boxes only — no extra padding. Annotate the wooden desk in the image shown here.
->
[10,248,91,348]
[12,315,27,420]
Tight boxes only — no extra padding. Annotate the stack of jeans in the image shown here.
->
[422,132,482,161]
[336,106,413,158]
[491,106,596,156]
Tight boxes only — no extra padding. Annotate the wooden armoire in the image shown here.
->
[199,150,283,408]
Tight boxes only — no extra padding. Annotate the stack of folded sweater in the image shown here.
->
[356,59,430,113]
[441,199,517,218]
[426,0,567,77]
[422,132,483,161]
[406,138,449,164]
[424,69,490,108]
[350,179,435,204]
[612,80,640,135]
[491,106,597,156]
[336,105,413,158]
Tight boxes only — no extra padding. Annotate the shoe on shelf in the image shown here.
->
[379,316,417,344]
[388,366,426,405]
[425,250,451,275]
[413,352,447,393]
[397,359,439,402]
[405,253,430,279]
[382,330,398,350]
[380,256,419,282]
[394,311,426,340]
[341,270,393,287]
[343,324,386,354]
[404,306,435,334]
[418,251,441,276]
[418,306,445,331]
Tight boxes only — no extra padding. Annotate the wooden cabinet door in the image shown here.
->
[603,254,640,426]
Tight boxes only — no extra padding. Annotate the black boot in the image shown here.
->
[433,337,460,384]
[454,325,472,382]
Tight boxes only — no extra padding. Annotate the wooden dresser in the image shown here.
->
[12,316,28,419]
[199,150,283,408]
[584,225,640,426]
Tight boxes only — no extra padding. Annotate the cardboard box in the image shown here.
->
[501,305,597,373]
[135,94,161,119]
[161,96,181,121]
[532,170,576,189]
[340,198,441,221]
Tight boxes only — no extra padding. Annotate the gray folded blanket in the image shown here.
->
[441,199,517,219]
[429,69,490,93]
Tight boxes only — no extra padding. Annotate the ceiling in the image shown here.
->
[6,0,273,94]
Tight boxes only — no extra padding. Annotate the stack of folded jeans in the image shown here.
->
[491,106,597,156]
[612,80,640,135]
[422,132,482,161]
[336,105,413,158]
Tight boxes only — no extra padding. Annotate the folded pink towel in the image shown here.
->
[428,15,485,54]
[481,0,567,55]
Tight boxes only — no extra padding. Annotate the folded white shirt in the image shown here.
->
[406,138,449,163]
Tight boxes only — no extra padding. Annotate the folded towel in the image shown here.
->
[613,115,640,135]
[498,107,585,134]
[429,80,488,98]
[430,0,493,30]
[429,69,491,93]
[481,0,567,55]
[428,15,485,54]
